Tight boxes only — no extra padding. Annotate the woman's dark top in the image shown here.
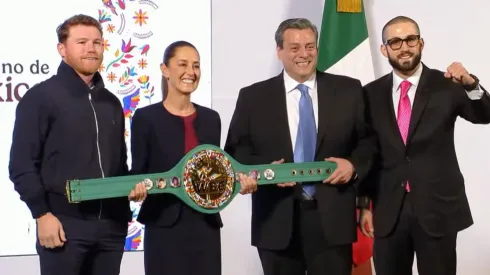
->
[130,101,222,228]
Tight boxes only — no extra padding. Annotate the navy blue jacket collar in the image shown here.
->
[56,60,105,96]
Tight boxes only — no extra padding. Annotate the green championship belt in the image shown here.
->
[65,144,337,214]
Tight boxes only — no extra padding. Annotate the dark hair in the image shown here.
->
[275,18,318,49]
[381,16,420,43]
[56,14,103,43]
[161,40,198,100]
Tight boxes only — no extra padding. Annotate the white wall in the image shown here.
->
[2,0,490,274]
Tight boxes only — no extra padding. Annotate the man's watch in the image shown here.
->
[356,196,370,209]
[463,74,479,91]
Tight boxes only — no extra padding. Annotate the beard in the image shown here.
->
[388,50,422,74]
[65,55,102,76]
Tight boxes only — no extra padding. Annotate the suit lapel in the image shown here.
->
[270,73,295,159]
[407,65,431,143]
[315,72,336,154]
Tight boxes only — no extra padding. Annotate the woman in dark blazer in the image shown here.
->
[130,41,256,275]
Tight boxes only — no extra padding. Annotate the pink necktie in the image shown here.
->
[397,80,412,192]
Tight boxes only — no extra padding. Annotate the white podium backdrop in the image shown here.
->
[0,0,211,256]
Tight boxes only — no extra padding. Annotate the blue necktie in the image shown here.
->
[294,84,317,197]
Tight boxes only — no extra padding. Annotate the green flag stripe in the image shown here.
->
[317,0,369,71]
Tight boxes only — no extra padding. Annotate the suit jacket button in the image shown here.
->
[405,157,410,162]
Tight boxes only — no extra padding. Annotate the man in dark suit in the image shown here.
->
[224,18,377,275]
[357,16,490,275]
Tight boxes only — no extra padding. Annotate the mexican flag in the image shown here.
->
[316,0,375,270]
[317,0,375,86]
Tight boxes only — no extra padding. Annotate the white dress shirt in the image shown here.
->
[283,71,319,151]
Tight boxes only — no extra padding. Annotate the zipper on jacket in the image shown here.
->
[88,93,105,219]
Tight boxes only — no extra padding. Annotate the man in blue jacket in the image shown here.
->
[8,14,146,275]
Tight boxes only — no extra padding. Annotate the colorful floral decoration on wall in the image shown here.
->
[97,0,159,251]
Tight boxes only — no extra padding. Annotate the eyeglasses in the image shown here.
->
[384,35,421,50]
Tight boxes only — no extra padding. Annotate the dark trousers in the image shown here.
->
[373,192,457,275]
[37,215,127,275]
[143,206,221,275]
[258,200,352,275]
